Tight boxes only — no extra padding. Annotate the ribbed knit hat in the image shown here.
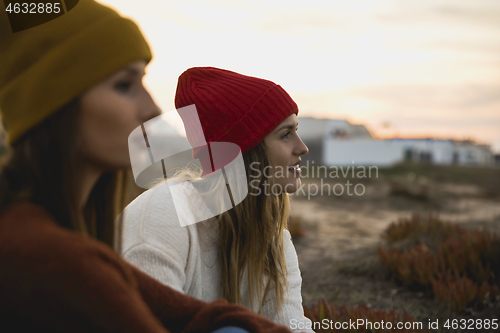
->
[175,67,298,177]
[0,0,152,145]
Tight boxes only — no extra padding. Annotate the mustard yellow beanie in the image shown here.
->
[0,0,152,145]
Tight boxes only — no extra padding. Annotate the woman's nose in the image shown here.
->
[295,136,309,156]
[140,90,162,123]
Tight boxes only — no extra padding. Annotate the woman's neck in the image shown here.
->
[78,163,103,212]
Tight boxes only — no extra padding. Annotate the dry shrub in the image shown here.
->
[382,213,461,243]
[430,269,499,313]
[288,215,306,240]
[378,214,499,312]
[388,177,429,201]
[303,300,430,333]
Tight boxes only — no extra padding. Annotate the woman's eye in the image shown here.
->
[282,131,291,139]
[114,80,133,92]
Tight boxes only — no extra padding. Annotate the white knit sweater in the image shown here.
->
[120,180,314,333]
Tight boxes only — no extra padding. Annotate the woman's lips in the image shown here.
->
[288,165,302,176]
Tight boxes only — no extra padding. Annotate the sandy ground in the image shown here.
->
[288,174,500,317]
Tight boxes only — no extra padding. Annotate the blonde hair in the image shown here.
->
[165,141,290,318]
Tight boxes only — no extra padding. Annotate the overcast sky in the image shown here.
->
[99,0,500,152]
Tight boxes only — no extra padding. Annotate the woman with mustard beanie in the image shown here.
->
[121,67,314,333]
[0,1,294,332]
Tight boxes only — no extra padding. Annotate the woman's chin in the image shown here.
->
[284,178,301,193]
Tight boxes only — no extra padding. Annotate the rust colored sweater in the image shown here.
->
[0,202,293,333]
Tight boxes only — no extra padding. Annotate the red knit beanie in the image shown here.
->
[175,67,298,177]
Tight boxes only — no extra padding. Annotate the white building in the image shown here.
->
[298,117,372,164]
[323,139,403,167]
[298,116,495,167]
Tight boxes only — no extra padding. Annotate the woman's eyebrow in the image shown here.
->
[275,123,298,133]
[123,67,146,76]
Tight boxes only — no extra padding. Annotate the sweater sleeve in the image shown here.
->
[0,222,171,332]
[121,181,195,294]
[261,230,315,333]
[130,263,294,333]
[0,203,293,333]
[123,242,187,294]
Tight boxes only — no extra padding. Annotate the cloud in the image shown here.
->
[433,6,500,27]
[382,116,500,129]
[254,10,346,34]
[348,84,500,113]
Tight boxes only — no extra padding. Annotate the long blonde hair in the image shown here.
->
[170,141,290,317]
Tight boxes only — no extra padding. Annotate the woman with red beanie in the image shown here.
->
[0,1,294,332]
[121,67,314,333]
